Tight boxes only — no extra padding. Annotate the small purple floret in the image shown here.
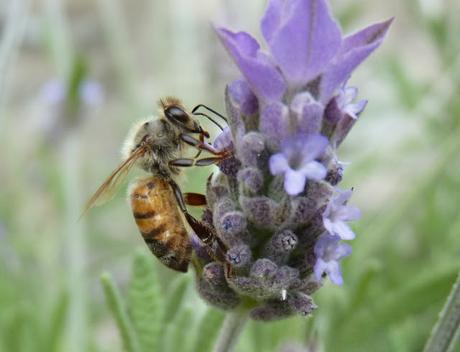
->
[269,134,328,195]
[323,189,361,240]
[336,87,367,120]
[314,234,352,285]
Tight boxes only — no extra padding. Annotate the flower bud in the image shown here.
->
[250,300,292,321]
[237,167,264,195]
[240,196,278,230]
[217,211,248,247]
[213,197,236,221]
[263,230,298,264]
[272,266,300,292]
[226,244,252,269]
[288,292,316,316]
[237,132,268,168]
[197,262,240,310]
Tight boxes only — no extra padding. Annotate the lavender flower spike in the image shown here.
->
[314,234,352,285]
[269,134,328,196]
[323,189,361,240]
[192,0,391,322]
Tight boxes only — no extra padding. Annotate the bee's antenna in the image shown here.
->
[192,112,224,131]
[192,104,228,123]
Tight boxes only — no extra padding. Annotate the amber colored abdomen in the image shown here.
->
[130,177,191,272]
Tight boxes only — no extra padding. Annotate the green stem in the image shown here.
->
[424,272,460,352]
[213,309,248,352]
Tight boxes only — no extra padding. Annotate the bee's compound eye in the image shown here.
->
[165,106,189,124]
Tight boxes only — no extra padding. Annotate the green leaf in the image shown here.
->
[127,251,163,352]
[100,272,141,352]
[424,272,460,352]
[329,263,459,351]
[162,276,190,324]
[44,290,69,352]
[170,309,193,352]
[156,276,190,351]
[192,308,225,352]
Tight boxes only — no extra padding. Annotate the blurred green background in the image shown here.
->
[0,0,459,351]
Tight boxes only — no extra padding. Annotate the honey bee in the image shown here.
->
[84,97,230,272]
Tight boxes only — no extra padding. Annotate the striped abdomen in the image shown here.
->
[130,177,191,272]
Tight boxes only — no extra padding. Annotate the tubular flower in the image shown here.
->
[193,0,391,320]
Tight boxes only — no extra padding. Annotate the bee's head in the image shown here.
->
[160,97,204,135]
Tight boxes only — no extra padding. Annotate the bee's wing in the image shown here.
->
[81,146,147,216]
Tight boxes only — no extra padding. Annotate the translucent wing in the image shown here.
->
[82,146,147,216]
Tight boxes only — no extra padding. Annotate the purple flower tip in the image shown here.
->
[261,0,342,87]
[314,234,352,285]
[215,26,286,102]
[323,189,361,240]
[269,134,328,195]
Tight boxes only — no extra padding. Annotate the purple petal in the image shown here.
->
[300,161,327,181]
[334,241,352,259]
[326,261,343,285]
[284,169,307,196]
[264,0,342,86]
[214,127,233,151]
[313,258,327,281]
[340,86,358,105]
[269,153,290,175]
[260,102,290,143]
[216,27,286,102]
[298,134,329,163]
[330,221,355,240]
[345,99,368,119]
[323,218,334,235]
[341,18,395,54]
[336,205,361,221]
[319,18,393,102]
[333,189,353,206]
[290,92,324,134]
[260,0,283,43]
[314,235,327,257]
[227,79,258,116]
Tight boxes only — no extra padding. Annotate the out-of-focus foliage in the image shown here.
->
[101,251,225,352]
[0,0,459,351]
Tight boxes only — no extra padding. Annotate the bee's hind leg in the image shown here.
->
[183,193,207,206]
[168,179,227,261]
